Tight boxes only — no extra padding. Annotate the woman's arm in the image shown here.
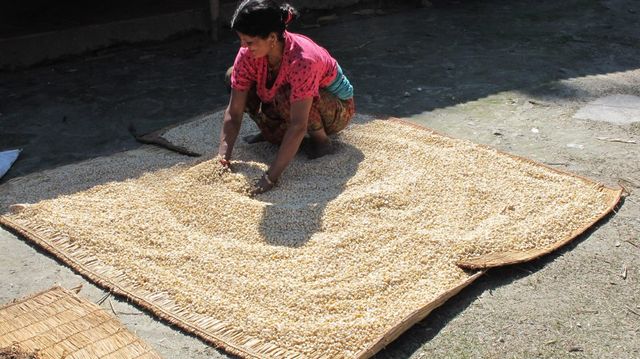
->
[252,97,312,195]
[218,89,249,166]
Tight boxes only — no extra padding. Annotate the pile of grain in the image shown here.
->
[1,113,619,358]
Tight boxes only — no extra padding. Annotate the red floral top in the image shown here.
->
[230,31,339,103]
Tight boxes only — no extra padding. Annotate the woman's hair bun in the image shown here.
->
[280,3,299,26]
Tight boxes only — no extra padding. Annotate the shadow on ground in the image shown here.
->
[258,142,364,246]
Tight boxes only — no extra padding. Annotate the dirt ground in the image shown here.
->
[1,0,639,358]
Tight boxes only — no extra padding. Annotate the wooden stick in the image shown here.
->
[209,0,220,41]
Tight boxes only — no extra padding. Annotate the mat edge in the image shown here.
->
[387,117,622,192]
[355,271,484,358]
[0,285,64,310]
[456,186,622,269]
[0,215,276,359]
[386,117,624,269]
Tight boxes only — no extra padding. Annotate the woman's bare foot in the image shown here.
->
[243,132,266,144]
[307,137,333,159]
[306,128,333,159]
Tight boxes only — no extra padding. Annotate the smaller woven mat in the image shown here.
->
[0,287,161,359]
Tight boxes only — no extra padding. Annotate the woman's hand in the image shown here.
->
[218,157,232,172]
[214,155,233,174]
[250,172,277,196]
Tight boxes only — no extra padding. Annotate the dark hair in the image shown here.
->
[231,0,299,39]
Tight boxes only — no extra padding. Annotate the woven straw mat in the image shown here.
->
[0,286,161,359]
[0,113,621,358]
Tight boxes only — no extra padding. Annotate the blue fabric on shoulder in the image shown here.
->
[325,64,354,100]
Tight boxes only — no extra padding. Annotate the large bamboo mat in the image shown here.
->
[0,113,621,358]
[0,286,161,359]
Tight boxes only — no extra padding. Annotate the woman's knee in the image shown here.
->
[316,96,355,135]
[224,66,233,93]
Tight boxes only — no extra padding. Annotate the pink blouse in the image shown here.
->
[230,31,339,103]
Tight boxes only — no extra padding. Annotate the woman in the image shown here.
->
[218,0,355,195]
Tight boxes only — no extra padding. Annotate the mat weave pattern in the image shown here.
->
[0,114,621,358]
[0,287,161,359]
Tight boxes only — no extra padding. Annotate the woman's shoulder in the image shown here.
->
[286,31,317,45]
[286,32,326,55]
[285,31,333,66]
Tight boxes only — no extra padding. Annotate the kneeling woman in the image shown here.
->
[217,0,355,195]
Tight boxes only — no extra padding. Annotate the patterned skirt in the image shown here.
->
[247,87,355,144]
